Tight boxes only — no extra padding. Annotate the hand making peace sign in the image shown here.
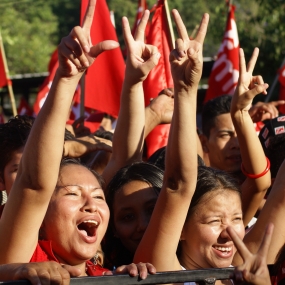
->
[231,48,269,113]
[170,11,209,90]
[122,10,161,85]
[57,0,119,77]
[227,224,273,285]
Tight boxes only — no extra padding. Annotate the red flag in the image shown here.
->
[0,34,8,88]
[0,48,7,88]
[132,0,149,37]
[33,50,59,115]
[80,0,125,118]
[278,64,285,114]
[17,97,33,116]
[143,0,173,158]
[204,5,239,103]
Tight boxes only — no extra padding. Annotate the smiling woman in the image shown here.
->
[0,0,158,279]
[38,159,109,267]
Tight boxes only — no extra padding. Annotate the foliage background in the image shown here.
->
[0,0,285,96]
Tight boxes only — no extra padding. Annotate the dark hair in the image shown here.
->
[94,129,114,141]
[148,146,205,171]
[59,157,105,189]
[64,128,75,141]
[187,166,241,219]
[202,95,232,138]
[0,115,35,181]
[103,161,164,269]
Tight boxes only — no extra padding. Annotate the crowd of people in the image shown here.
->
[1,1,285,284]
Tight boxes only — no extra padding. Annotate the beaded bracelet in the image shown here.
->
[241,157,270,179]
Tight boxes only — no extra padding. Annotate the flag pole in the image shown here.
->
[0,30,17,116]
[265,57,285,102]
[163,0,175,50]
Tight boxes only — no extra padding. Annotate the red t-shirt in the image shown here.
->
[30,240,108,276]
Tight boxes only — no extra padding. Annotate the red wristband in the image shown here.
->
[241,157,270,179]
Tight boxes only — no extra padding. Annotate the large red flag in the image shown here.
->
[33,50,59,115]
[204,5,239,103]
[278,64,285,114]
[80,0,125,118]
[143,0,173,158]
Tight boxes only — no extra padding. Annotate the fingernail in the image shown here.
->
[155,52,161,58]
[141,273,147,279]
[179,50,186,57]
[84,61,89,67]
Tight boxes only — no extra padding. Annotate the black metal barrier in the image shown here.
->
[0,268,235,285]
[0,266,278,285]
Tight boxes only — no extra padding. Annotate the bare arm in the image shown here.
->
[0,0,119,263]
[144,89,174,137]
[238,157,285,265]
[231,48,270,226]
[102,11,160,185]
[134,11,209,271]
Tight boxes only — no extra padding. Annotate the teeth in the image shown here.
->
[214,246,231,252]
[83,220,98,226]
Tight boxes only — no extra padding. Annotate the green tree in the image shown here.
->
[0,0,58,74]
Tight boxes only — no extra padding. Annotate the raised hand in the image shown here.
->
[122,10,161,84]
[170,11,209,89]
[228,224,273,285]
[232,48,269,113]
[58,0,119,77]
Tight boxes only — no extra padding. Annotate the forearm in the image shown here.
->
[103,80,145,184]
[232,110,268,175]
[20,71,82,191]
[232,110,270,225]
[144,106,161,138]
[164,87,197,191]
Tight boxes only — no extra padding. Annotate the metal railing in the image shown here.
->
[0,266,278,285]
[0,268,235,285]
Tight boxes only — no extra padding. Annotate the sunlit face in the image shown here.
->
[203,113,241,173]
[112,180,157,254]
[0,147,24,195]
[42,164,110,266]
[180,190,244,269]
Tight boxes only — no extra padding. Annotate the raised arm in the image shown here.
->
[238,155,285,265]
[134,11,209,271]
[102,11,160,185]
[230,48,270,226]
[0,0,119,263]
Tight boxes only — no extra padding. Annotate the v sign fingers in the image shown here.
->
[170,11,209,89]
[57,0,119,78]
[123,12,160,84]
[232,48,269,112]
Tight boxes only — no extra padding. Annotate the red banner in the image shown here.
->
[80,0,125,118]
[0,44,7,88]
[143,0,173,158]
[204,5,239,103]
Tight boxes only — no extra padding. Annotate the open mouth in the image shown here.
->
[77,220,98,237]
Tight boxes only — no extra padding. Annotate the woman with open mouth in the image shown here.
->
[0,0,158,279]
